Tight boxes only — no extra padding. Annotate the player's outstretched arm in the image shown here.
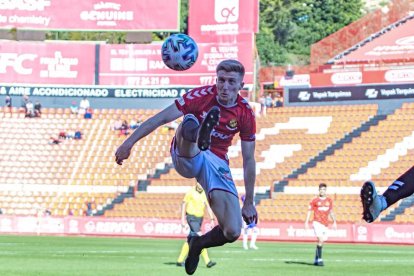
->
[115,103,182,165]
[240,140,257,225]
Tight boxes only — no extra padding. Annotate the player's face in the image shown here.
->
[216,70,244,105]
[319,187,327,197]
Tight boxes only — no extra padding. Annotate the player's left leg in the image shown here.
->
[314,237,324,266]
[312,221,327,266]
[185,190,241,275]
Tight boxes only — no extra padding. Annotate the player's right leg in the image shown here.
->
[360,181,387,223]
[197,106,220,151]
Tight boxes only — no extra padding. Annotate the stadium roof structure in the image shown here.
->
[336,17,414,64]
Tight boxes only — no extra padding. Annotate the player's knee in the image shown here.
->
[223,228,241,242]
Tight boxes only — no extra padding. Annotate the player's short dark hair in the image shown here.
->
[216,59,245,78]
[319,183,327,189]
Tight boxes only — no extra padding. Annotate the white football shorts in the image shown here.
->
[171,138,238,198]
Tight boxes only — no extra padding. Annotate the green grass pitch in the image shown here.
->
[0,235,413,275]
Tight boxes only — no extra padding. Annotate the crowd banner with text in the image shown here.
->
[0,84,193,98]
[0,0,179,31]
[288,83,414,103]
[98,41,254,87]
[188,0,259,43]
[0,40,254,88]
[1,216,414,244]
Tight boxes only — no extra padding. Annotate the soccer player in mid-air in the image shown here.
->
[115,59,257,275]
[304,183,337,266]
[361,166,414,223]
[176,182,216,269]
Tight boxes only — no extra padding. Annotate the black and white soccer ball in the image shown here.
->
[161,33,198,71]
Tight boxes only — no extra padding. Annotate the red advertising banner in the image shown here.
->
[337,18,414,63]
[274,69,414,88]
[0,41,95,85]
[0,0,179,31]
[310,69,414,87]
[99,39,255,87]
[188,0,259,43]
[2,216,414,245]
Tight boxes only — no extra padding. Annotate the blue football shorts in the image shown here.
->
[170,138,238,198]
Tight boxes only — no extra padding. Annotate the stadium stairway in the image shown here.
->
[96,186,134,216]
[274,114,388,192]
[381,194,414,222]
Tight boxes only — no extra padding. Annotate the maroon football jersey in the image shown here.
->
[174,84,256,161]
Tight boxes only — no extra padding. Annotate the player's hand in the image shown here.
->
[333,222,337,230]
[242,202,258,225]
[305,222,309,230]
[181,218,186,226]
[115,142,132,165]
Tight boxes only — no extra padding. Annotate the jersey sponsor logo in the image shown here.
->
[226,119,238,131]
[211,129,231,140]
[317,206,330,212]
[218,167,233,181]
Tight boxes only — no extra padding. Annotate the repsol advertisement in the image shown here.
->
[289,83,414,103]
[0,85,193,98]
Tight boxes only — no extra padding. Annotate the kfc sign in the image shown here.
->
[0,53,37,75]
[0,41,95,85]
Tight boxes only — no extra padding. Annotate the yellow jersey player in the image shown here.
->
[177,183,216,269]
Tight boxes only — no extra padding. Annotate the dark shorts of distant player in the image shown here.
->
[170,138,238,198]
[186,214,203,238]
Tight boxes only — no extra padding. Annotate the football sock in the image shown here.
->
[315,245,322,260]
[242,229,248,248]
[177,242,189,263]
[197,225,233,249]
[200,249,210,265]
[250,229,258,247]
[181,115,199,143]
[383,166,414,208]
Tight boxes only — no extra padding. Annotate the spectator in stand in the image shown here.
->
[84,108,93,119]
[34,101,42,117]
[119,120,130,136]
[70,101,78,114]
[74,130,82,140]
[25,101,35,118]
[5,95,12,113]
[79,97,90,115]
[265,94,273,108]
[130,118,142,130]
[20,95,29,114]
[113,117,123,130]
[259,95,266,116]
[275,95,283,108]
[49,136,62,145]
